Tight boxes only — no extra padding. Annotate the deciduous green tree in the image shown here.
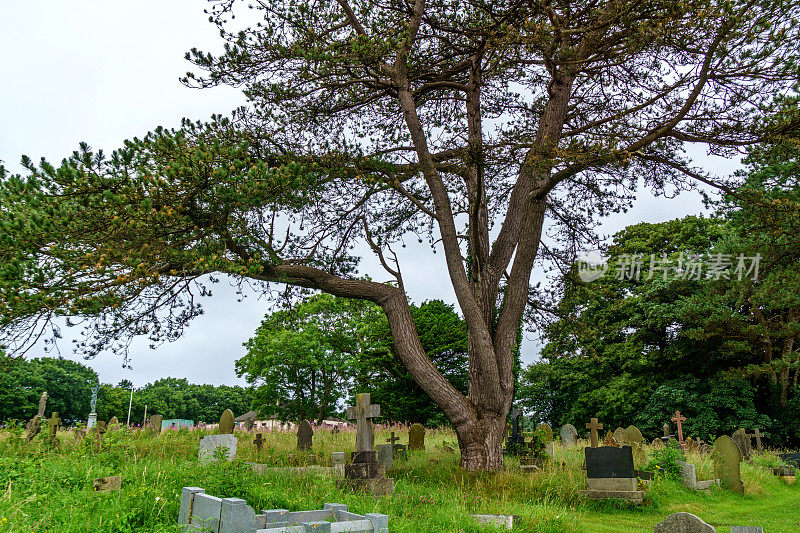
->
[2,0,798,469]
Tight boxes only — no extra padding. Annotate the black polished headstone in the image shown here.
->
[585,445,635,479]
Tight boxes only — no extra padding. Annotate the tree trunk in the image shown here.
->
[454,413,507,471]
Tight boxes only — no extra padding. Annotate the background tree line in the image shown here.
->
[519,137,800,446]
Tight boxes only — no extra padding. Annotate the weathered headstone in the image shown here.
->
[603,430,620,447]
[622,425,643,446]
[254,433,263,452]
[685,437,698,453]
[149,414,163,434]
[712,435,744,493]
[580,445,644,504]
[108,416,120,429]
[25,392,48,442]
[332,452,346,479]
[93,476,122,492]
[219,409,235,435]
[243,415,255,431]
[346,394,380,452]
[731,429,752,460]
[560,424,578,447]
[677,460,716,491]
[472,514,518,530]
[752,428,764,453]
[613,427,626,444]
[586,418,603,448]
[375,443,394,470]
[671,411,687,444]
[654,512,716,532]
[409,423,425,451]
[537,422,553,442]
[297,419,313,451]
[46,412,61,447]
[663,422,671,438]
[199,434,238,463]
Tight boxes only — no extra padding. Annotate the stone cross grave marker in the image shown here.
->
[586,418,603,448]
[408,423,425,451]
[713,435,744,494]
[387,431,399,446]
[297,419,313,451]
[753,428,763,453]
[347,393,381,452]
[731,429,752,460]
[560,424,577,447]
[219,409,235,435]
[47,412,61,446]
[671,411,687,444]
[255,433,263,452]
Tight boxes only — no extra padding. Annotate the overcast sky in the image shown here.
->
[0,1,739,387]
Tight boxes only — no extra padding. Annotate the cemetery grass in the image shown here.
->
[0,428,798,532]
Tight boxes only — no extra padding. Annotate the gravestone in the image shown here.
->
[651,437,665,448]
[199,434,238,463]
[375,443,394,470]
[343,394,393,496]
[219,409,235,435]
[254,433,263,452]
[87,386,99,430]
[654,512,716,532]
[108,416,119,429]
[663,422,671,438]
[297,419,313,451]
[685,437,698,453]
[537,422,553,442]
[506,409,525,453]
[25,391,48,442]
[93,476,122,492]
[149,414,163,434]
[622,425,643,446]
[472,514,518,530]
[180,488,389,533]
[730,528,764,533]
[671,411,687,444]
[46,412,61,447]
[603,430,620,447]
[752,428,764,453]
[243,415,255,431]
[409,423,426,451]
[580,445,644,504]
[712,435,743,493]
[560,424,578,447]
[585,418,603,448]
[731,429,752,460]
[332,452,346,479]
[677,460,716,491]
[346,394,380,452]
[613,427,626,444]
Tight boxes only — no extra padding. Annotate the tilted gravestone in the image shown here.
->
[560,424,578,447]
[713,435,744,494]
[408,423,426,451]
[580,445,644,504]
[219,409,235,435]
[297,419,313,451]
[25,392,48,442]
[654,512,716,532]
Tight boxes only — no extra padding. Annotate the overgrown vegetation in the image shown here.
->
[1,427,797,532]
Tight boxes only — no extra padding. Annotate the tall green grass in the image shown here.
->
[0,426,797,532]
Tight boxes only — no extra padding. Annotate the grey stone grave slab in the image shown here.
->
[375,443,393,470]
[471,514,518,530]
[581,445,644,502]
[677,460,716,491]
[560,424,577,447]
[730,527,763,533]
[654,512,716,532]
[199,434,238,464]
